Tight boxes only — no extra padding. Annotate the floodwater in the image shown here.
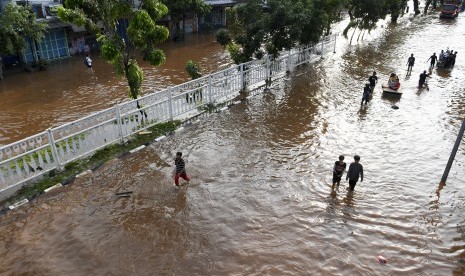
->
[1,13,465,276]
[0,33,230,144]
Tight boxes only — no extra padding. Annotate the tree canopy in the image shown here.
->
[344,0,404,42]
[58,0,169,100]
[0,4,47,56]
[218,0,341,63]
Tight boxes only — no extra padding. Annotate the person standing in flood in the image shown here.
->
[418,70,430,88]
[332,155,346,189]
[407,54,415,73]
[346,155,363,191]
[426,53,438,68]
[84,53,93,70]
[174,152,190,187]
[361,83,372,105]
[368,71,378,90]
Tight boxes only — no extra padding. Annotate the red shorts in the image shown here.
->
[174,172,190,185]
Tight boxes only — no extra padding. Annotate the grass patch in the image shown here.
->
[1,121,181,209]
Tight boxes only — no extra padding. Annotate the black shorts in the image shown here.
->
[332,173,342,184]
[349,179,357,190]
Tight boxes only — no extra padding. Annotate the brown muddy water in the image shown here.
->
[0,33,230,144]
[1,13,465,275]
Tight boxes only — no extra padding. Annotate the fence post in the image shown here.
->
[440,116,465,185]
[46,128,61,170]
[168,87,174,121]
[208,74,213,103]
[266,58,271,82]
[321,37,325,58]
[286,50,291,72]
[240,64,244,91]
[115,104,124,143]
[333,33,337,53]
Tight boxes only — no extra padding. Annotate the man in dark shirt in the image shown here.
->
[346,155,363,191]
[368,71,378,90]
[174,152,190,187]
[361,83,372,105]
[419,70,430,88]
[427,53,438,68]
[407,54,415,72]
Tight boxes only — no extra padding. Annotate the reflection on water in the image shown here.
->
[1,13,465,275]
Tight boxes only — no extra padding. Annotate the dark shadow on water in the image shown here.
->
[382,92,401,104]
[358,104,368,120]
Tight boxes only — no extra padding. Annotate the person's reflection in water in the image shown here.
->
[358,105,367,121]
[341,191,356,219]
[325,189,340,215]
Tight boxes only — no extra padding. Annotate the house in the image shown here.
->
[200,0,237,30]
[0,0,72,66]
[0,0,240,66]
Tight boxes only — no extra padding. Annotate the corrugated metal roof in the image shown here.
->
[204,0,236,6]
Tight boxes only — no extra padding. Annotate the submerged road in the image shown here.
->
[1,12,465,275]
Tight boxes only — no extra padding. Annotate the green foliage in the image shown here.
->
[226,42,247,64]
[185,60,202,79]
[215,28,232,47]
[127,60,144,99]
[58,0,169,100]
[0,4,47,55]
[143,48,166,66]
[222,0,341,63]
[345,0,404,36]
[127,10,156,48]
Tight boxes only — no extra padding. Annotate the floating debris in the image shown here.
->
[376,255,388,264]
[116,191,133,196]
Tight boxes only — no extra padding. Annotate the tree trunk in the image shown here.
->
[432,0,437,9]
[413,0,420,14]
[348,7,354,20]
[424,0,432,14]
[401,0,407,15]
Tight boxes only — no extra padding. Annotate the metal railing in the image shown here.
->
[0,35,336,193]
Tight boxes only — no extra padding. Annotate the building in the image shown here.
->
[0,0,72,66]
[0,0,239,66]
[200,0,237,30]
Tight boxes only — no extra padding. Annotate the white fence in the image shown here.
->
[0,35,336,194]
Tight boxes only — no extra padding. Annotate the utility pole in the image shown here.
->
[440,116,465,185]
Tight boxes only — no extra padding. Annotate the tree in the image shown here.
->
[221,0,338,64]
[0,4,47,62]
[185,60,202,103]
[58,0,169,102]
[223,0,266,63]
[161,0,211,40]
[343,0,404,43]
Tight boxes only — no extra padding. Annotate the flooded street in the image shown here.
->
[0,33,230,144]
[1,13,465,275]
